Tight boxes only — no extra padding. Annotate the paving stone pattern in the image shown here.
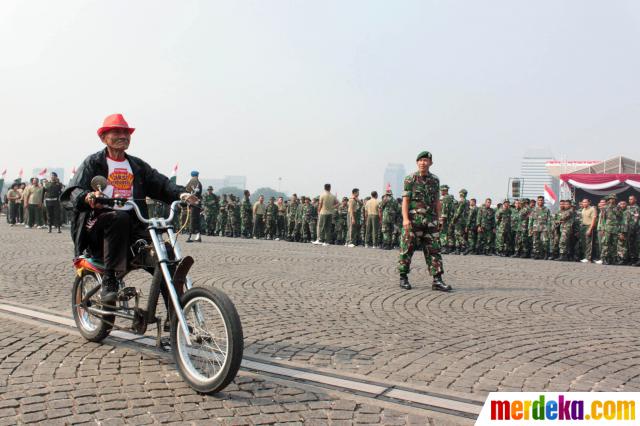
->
[1,222,639,404]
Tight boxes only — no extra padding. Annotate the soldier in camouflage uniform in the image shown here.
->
[393,197,403,248]
[529,196,551,260]
[548,206,561,260]
[628,195,639,266]
[347,189,361,247]
[512,199,531,258]
[596,194,622,265]
[202,186,219,236]
[310,197,319,242]
[439,185,455,254]
[335,197,349,246]
[380,190,399,250]
[264,197,278,240]
[463,198,478,255]
[556,199,575,261]
[398,151,450,291]
[617,200,630,264]
[240,190,253,238]
[216,194,228,236]
[451,189,469,254]
[360,196,369,244]
[476,198,495,255]
[286,194,299,241]
[495,199,512,256]
[300,197,312,242]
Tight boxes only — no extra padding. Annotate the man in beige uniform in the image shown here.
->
[579,199,597,263]
[347,188,360,247]
[315,183,337,246]
[364,191,381,248]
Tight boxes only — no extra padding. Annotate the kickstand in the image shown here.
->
[155,317,168,351]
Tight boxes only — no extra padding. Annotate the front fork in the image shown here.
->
[149,226,192,345]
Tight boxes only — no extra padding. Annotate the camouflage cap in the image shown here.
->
[607,193,617,200]
[207,186,213,190]
[342,197,349,201]
[503,198,510,203]
[459,189,468,196]
[440,185,449,191]
[416,151,432,161]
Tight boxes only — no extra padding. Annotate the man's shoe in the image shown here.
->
[100,275,119,308]
[48,227,52,233]
[557,255,568,261]
[347,244,355,248]
[432,276,452,292]
[194,233,202,242]
[595,259,603,265]
[580,258,589,263]
[462,249,470,256]
[399,275,411,290]
[602,260,610,265]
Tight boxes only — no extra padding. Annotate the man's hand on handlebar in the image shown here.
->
[85,191,105,209]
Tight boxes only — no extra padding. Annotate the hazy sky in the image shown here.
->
[1,0,639,199]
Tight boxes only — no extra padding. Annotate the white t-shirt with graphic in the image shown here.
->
[104,157,134,210]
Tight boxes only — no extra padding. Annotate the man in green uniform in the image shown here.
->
[439,185,455,253]
[476,198,495,255]
[451,189,469,254]
[556,199,575,261]
[495,199,512,256]
[310,197,319,242]
[380,189,399,250]
[202,186,219,236]
[398,151,450,292]
[596,194,622,265]
[240,190,253,238]
[628,195,639,266]
[335,197,349,246]
[300,196,312,242]
[463,198,478,255]
[276,196,287,241]
[216,194,228,236]
[347,189,361,247]
[264,196,277,240]
[286,194,299,241]
[529,196,551,260]
[617,200,630,264]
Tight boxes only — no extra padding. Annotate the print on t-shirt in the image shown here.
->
[104,157,134,210]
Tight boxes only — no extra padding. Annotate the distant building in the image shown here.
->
[520,149,557,199]
[383,164,406,196]
[31,167,65,182]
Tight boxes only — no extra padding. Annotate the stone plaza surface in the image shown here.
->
[0,221,639,424]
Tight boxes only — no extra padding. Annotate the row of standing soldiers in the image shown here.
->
[438,186,639,266]
[173,187,405,248]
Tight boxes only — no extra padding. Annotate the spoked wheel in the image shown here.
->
[170,286,243,394]
[71,273,113,342]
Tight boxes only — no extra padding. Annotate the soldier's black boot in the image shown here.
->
[186,234,193,243]
[432,275,452,292]
[462,248,470,255]
[100,273,118,308]
[558,254,568,261]
[48,226,52,233]
[57,226,62,233]
[399,275,411,290]
[453,248,460,255]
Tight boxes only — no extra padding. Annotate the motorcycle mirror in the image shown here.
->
[91,176,108,192]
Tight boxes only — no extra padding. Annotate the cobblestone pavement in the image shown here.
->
[1,221,640,423]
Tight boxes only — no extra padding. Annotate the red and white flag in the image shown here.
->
[171,163,178,177]
[544,184,557,205]
[70,166,77,181]
[38,168,48,178]
[18,168,24,179]
[1,169,6,178]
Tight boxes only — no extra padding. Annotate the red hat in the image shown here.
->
[97,114,135,137]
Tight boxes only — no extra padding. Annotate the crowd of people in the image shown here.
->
[3,173,639,267]
[166,179,640,267]
[3,173,66,233]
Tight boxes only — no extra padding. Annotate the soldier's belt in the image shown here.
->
[410,208,427,214]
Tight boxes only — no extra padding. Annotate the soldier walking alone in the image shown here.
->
[397,151,451,292]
